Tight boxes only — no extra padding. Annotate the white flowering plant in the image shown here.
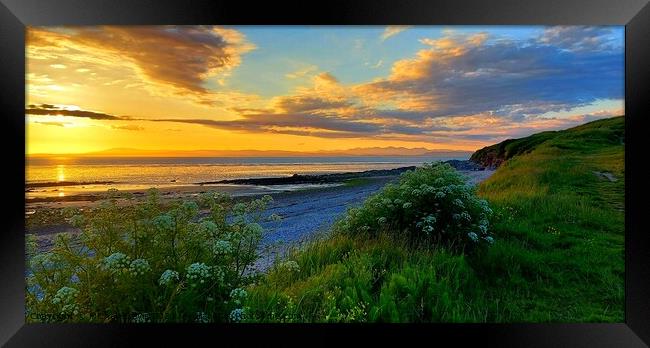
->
[26,189,273,323]
[337,162,494,252]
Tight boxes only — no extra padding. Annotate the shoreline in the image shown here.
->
[26,160,486,207]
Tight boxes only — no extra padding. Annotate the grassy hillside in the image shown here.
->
[245,116,625,322]
[470,116,624,169]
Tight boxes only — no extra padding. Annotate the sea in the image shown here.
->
[26,155,469,199]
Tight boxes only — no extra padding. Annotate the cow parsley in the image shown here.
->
[129,259,151,276]
[102,252,131,274]
[51,286,79,316]
[229,308,245,323]
[152,214,174,231]
[279,260,300,273]
[230,288,248,305]
[158,269,179,286]
[186,262,211,287]
[212,240,232,256]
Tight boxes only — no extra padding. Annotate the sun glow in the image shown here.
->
[57,165,65,182]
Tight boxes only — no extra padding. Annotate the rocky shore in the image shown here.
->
[197,159,486,186]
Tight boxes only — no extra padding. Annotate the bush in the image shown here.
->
[26,189,273,323]
[336,162,494,252]
[243,163,495,323]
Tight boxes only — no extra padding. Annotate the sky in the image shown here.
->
[25,25,624,155]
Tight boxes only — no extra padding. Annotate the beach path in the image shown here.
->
[252,168,494,272]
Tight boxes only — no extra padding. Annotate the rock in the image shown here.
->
[195,160,485,186]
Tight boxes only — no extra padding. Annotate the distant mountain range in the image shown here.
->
[28,147,472,158]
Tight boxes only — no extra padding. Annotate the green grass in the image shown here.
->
[245,116,625,322]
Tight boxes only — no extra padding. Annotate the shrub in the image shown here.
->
[26,189,273,323]
[336,162,494,252]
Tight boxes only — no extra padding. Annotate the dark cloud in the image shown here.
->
[24,102,445,138]
[34,121,69,127]
[151,113,382,135]
[229,107,274,115]
[29,103,59,109]
[538,26,620,53]
[112,124,145,131]
[361,28,623,121]
[26,105,124,120]
[275,96,352,113]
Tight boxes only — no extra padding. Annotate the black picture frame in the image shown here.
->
[1,0,649,346]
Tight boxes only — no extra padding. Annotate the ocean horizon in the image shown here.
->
[26,155,469,199]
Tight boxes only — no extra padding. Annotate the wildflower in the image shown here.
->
[434,191,446,199]
[195,311,210,323]
[416,214,437,235]
[268,213,282,222]
[52,286,78,304]
[132,313,151,323]
[30,252,56,272]
[129,259,151,276]
[186,263,211,287]
[102,252,131,274]
[229,308,245,323]
[212,240,232,256]
[51,286,79,316]
[377,217,387,224]
[278,260,300,273]
[212,267,225,283]
[420,184,435,194]
[152,214,174,231]
[230,288,248,305]
[467,232,479,242]
[402,202,413,209]
[484,236,495,244]
[158,269,179,286]
[244,223,263,237]
[452,199,465,208]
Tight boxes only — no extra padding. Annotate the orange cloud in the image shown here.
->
[27,26,255,102]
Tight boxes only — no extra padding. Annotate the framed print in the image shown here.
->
[1,0,649,346]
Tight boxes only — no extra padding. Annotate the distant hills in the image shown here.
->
[28,147,472,158]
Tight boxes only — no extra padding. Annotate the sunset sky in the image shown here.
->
[26,26,624,155]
